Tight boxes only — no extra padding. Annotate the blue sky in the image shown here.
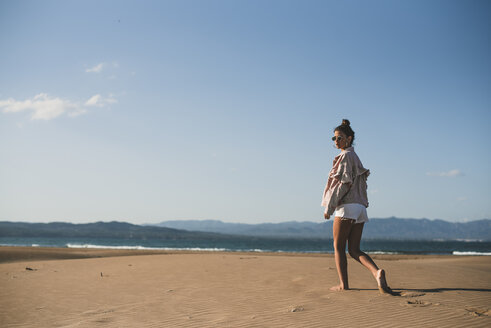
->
[0,0,490,224]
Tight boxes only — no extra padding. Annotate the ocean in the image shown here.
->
[1,236,490,255]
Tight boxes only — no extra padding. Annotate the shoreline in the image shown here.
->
[0,245,477,264]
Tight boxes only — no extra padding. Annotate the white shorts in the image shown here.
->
[334,203,369,224]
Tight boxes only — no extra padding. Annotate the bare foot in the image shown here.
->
[330,285,349,291]
[376,269,393,294]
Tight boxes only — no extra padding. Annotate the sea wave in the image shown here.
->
[62,245,407,255]
[452,251,491,256]
[366,251,400,255]
[1,239,489,255]
[0,243,33,247]
[66,244,314,253]
[65,243,230,252]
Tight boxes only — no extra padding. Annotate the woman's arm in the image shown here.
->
[324,182,351,219]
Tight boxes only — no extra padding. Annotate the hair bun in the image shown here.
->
[341,119,350,126]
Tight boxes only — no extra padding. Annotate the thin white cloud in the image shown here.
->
[1,93,117,121]
[426,169,464,177]
[85,94,117,107]
[0,93,79,120]
[86,63,105,73]
[85,94,101,106]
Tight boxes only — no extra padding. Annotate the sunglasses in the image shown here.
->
[332,136,344,142]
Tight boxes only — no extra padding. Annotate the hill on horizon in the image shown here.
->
[152,217,491,241]
[0,218,489,241]
[0,221,228,240]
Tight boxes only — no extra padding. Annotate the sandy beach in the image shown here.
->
[1,247,490,327]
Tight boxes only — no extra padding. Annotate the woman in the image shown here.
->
[321,119,392,294]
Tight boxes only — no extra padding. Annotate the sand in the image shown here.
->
[1,247,490,327]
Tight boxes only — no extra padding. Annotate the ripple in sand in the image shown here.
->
[400,291,426,298]
[83,309,115,316]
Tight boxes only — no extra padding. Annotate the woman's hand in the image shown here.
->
[324,210,330,220]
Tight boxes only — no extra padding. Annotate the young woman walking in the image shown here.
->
[322,119,392,294]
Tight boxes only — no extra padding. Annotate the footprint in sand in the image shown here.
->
[465,308,490,317]
[289,306,305,312]
[405,300,432,307]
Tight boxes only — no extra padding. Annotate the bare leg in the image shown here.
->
[347,223,379,275]
[330,217,355,291]
[347,223,392,294]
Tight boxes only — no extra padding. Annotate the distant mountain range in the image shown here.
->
[0,221,229,240]
[0,218,489,241]
[152,218,491,241]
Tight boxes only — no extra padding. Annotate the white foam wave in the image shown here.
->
[66,243,229,252]
[0,243,30,247]
[367,251,400,255]
[452,251,491,256]
[64,244,315,253]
